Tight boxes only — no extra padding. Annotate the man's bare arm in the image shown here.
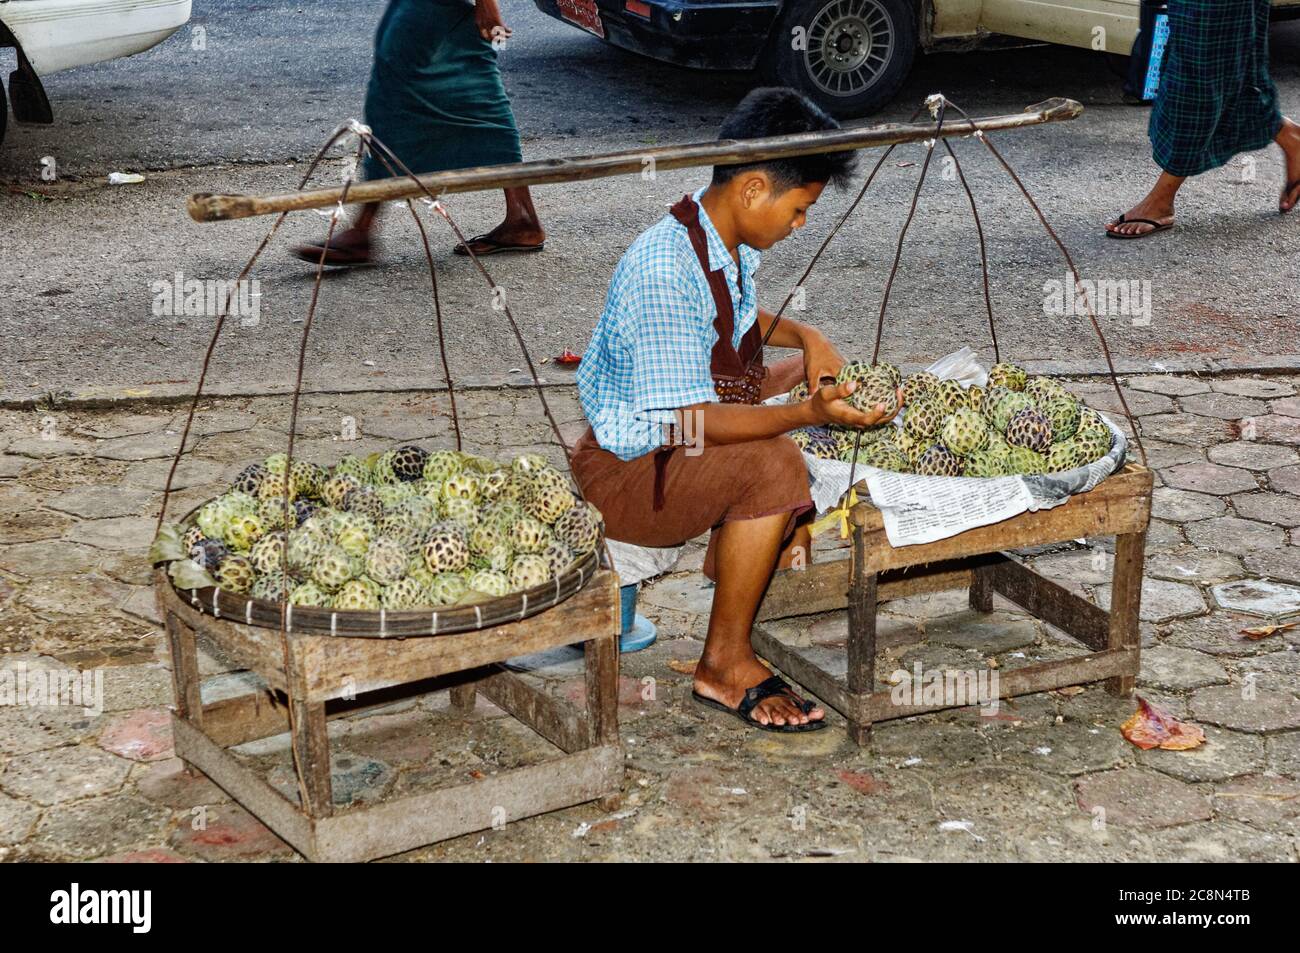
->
[674,381,898,447]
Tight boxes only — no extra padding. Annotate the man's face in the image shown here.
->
[734,173,826,250]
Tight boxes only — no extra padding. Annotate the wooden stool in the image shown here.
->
[157,568,625,861]
[754,465,1154,745]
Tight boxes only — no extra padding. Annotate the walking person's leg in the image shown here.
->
[453,186,547,256]
[451,0,546,256]
[1277,118,1300,212]
[1106,173,1184,238]
[1109,0,1300,232]
[292,0,544,266]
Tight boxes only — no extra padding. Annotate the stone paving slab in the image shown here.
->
[0,379,1298,861]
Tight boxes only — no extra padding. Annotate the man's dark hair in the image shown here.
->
[711,87,857,192]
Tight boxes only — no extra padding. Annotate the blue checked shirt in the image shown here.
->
[577,186,762,461]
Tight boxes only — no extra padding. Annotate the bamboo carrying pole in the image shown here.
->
[187,97,1082,222]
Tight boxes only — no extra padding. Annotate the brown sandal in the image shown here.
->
[290,230,373,267]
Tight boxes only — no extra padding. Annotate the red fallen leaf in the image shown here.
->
[467,769,486,781]
[1238,621,1298,640]
[837,769,889,795]
[1120,696,1205,751]
[555,349,582,365]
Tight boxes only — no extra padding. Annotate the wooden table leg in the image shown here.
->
[1105,529,1147,696]
[290,699,333,817]
[585,630,622,811]
[449,681,477,715]
[846,525,878,746]
[969,561,995,613]
[165,611,204,777]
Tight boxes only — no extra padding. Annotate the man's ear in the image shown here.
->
[739,170,773,209]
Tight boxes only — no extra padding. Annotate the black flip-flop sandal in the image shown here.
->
[692,674,827,733]
[1280,178,1300,215]
[1105,213,1175,240]
[453,233,546,256]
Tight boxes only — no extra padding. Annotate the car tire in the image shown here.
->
[758,0,918,119]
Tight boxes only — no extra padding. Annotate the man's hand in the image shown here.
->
[808,381,902,429]
[475,0,511,44]
[800,329,846,394]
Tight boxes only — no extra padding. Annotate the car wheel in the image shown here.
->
[759,0,918,119]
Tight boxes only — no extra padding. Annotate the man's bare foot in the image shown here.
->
[1276,117,1300,213]
[290,226,373,266]
[1105,197,1176,237]
[452,222,546,256]
[693,655,824,728]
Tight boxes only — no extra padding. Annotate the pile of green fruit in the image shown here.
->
[788,361,1114,477]
[173,447,602,610]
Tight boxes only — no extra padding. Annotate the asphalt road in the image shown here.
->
[2,2,1300,401]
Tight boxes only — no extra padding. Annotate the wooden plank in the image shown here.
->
[201,675,481,747]
[1106,530,1148,696]
[857,648,1139,722]
[201,690,290,747]
[474,666,588,754]
[750,624,852,717]
[759,558,972,622]
[854,491,1151,572]
[189,99,1083,222]
[293,570,619,702]
[989,557,1111,651]
[312,744,625,862]
[757,559,850,621]
[880,566,975,601]
[171,713,317,858]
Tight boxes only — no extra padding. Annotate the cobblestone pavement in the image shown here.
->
[1,374,1299,862]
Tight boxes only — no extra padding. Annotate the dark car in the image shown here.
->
[533,0,918,118]
[533,0,1300,119]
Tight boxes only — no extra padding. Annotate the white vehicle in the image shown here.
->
[0,0,191,145]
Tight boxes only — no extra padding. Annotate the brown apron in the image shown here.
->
[651,193,768,510]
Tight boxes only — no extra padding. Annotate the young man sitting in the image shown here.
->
[573,88,899,732]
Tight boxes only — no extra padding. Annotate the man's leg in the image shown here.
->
[693,513,825,728]
[1276,117,1300,211]
[454,187,547,254]
[1105,171,1184,236]
[291,202,381,266]
[777,523,811,572]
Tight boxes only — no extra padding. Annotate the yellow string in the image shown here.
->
[810,486,859,539]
